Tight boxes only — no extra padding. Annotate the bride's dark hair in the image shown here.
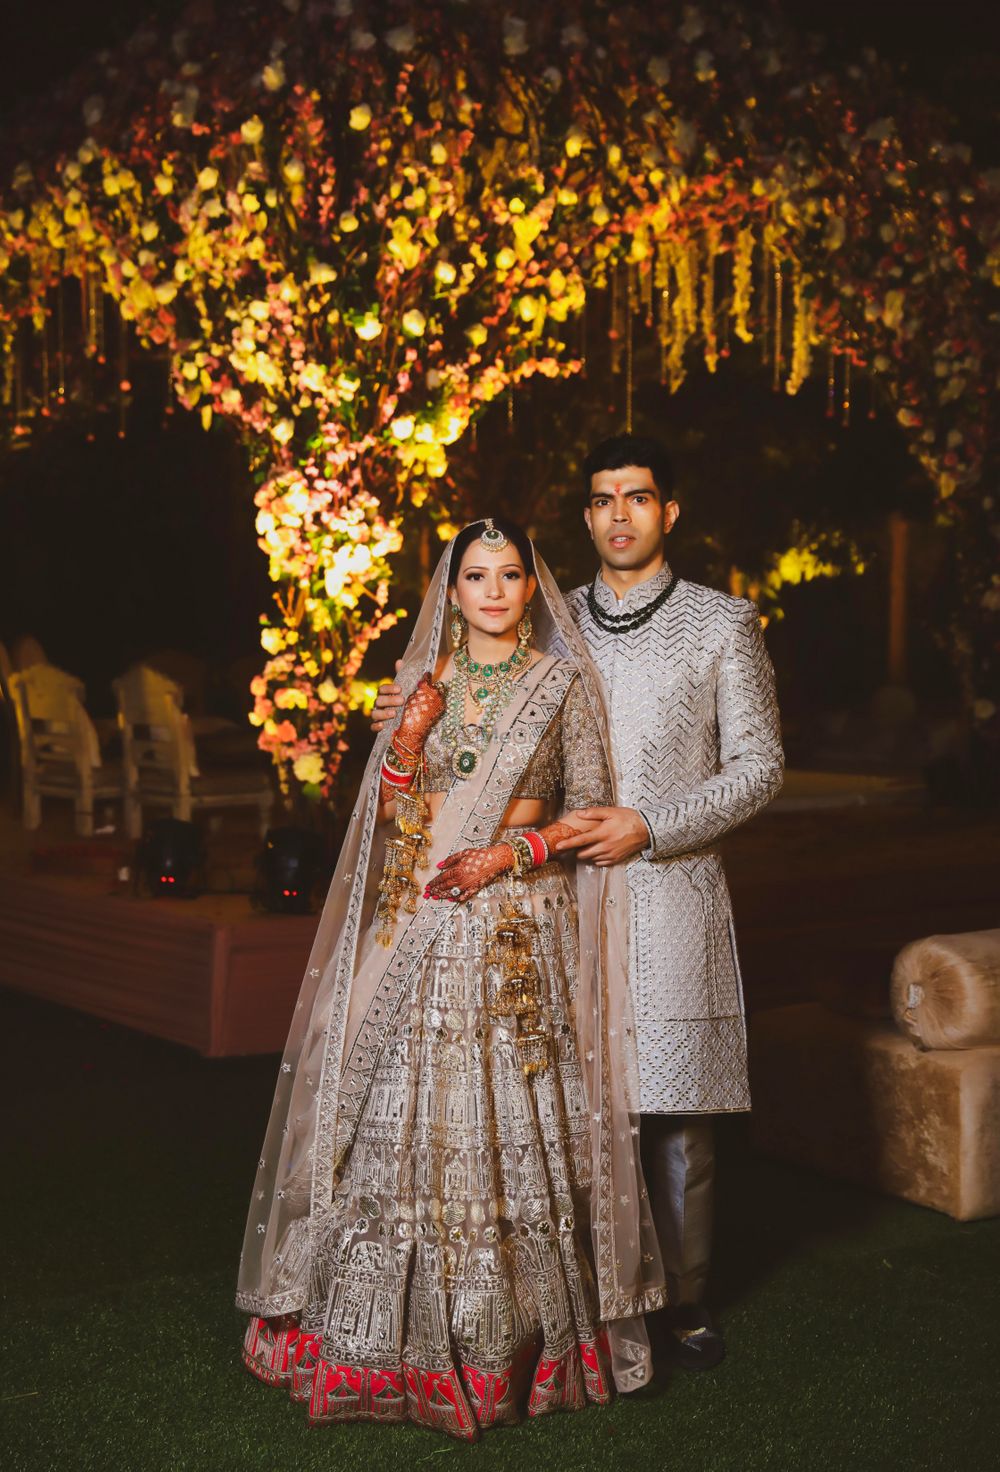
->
[448,517,535,583]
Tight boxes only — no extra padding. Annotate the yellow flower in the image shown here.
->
[272,418,295,444]
[197,166,219,191]
[260,628,285,654]
[293,752,325,785]
[434,259,457,286]
[262,60,286,91]
[349,104,372,131]
[495,247,516,271]
[282,156,305,184]
[339,210,359,233]
[466,323,488,346]
[565,127,586,158]
[402,309,426,336]
[509,196,526,214]
[241,116,264,145]
[317,680,338,704]
[430,141,448,165]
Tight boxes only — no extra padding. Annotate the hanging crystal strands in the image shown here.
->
[655,240,671,386]
[640,253,654,329]
[56,277,66,404]
[701,226,719,373]
[609,260,624,376]
[842,350,852,428]
[759,223,772,367]
[731,225,755,346]
[118,312,130,439]
[625,262,635,431]
[772,252,784,392]
[785,261,814,396]
[39,292,51,417]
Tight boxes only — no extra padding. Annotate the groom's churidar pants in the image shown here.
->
[640,1114,715,1307]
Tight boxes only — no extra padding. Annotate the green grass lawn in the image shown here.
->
[2,988,997,1472]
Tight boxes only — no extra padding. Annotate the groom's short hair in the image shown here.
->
[582,433,675,501]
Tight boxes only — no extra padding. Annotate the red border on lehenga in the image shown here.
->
[242,1317,612,1439]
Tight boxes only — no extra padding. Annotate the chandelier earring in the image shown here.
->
[517,604,533,646]
[449,602,468,651]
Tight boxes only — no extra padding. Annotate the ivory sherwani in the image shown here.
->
[567,564,784,1115]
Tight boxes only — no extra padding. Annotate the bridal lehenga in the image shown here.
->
[237,535,666,1440]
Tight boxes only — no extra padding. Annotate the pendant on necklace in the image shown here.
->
[452,744,479,779]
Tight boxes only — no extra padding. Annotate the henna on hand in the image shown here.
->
[423,843,515,903]
[397,673,445,748]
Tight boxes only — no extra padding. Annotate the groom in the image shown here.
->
[374,432,783,1368]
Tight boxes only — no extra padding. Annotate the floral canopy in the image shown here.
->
[2,0,997,794]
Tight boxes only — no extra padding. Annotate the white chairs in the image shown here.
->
[113,664,274,839]
[9,664,124,835]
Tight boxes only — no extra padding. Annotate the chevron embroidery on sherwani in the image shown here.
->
[567,567,784,1114]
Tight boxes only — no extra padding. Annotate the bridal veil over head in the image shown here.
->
[237,530,666,1390]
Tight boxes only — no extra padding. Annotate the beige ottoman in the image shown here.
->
[750,929,1000,1222]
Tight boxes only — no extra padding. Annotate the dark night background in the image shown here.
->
[1,0,998,770]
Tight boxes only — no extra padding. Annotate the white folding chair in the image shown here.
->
[113,664,274,839]
[10,664,123,835]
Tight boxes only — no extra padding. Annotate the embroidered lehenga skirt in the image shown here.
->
[241,856,611,1439]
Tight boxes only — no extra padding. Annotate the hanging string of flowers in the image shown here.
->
[1,0,997,792]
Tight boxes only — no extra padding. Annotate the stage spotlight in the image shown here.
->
[254,827,325,914]
[136,818,204,898]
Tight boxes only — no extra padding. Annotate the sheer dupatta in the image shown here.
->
[236,540,666,1391]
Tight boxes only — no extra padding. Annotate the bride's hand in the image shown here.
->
[397,673,445,747]
[423,844,513,903]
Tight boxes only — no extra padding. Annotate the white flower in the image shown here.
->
[390,415,415,440]
[561,23,586,46]
[542,66,562,89]
[351,28,375,51]
[503,16,529,55]
[385,23,416,52]
[647,56,670,86]
[354,312,383,341]
[82,95,104,127]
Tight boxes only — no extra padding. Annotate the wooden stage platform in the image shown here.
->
[0,870,316,1056]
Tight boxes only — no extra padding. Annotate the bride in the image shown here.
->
[237,517,665,1439]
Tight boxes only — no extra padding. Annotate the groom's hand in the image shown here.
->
[552,807,650,865]
[371,661,405,732]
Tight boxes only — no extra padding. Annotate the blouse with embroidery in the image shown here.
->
[422,667,612,810]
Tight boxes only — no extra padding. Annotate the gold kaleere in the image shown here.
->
[485,896,549,1076]
[374,763,431,946]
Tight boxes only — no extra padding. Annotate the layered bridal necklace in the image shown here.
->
[443,638,531,780]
